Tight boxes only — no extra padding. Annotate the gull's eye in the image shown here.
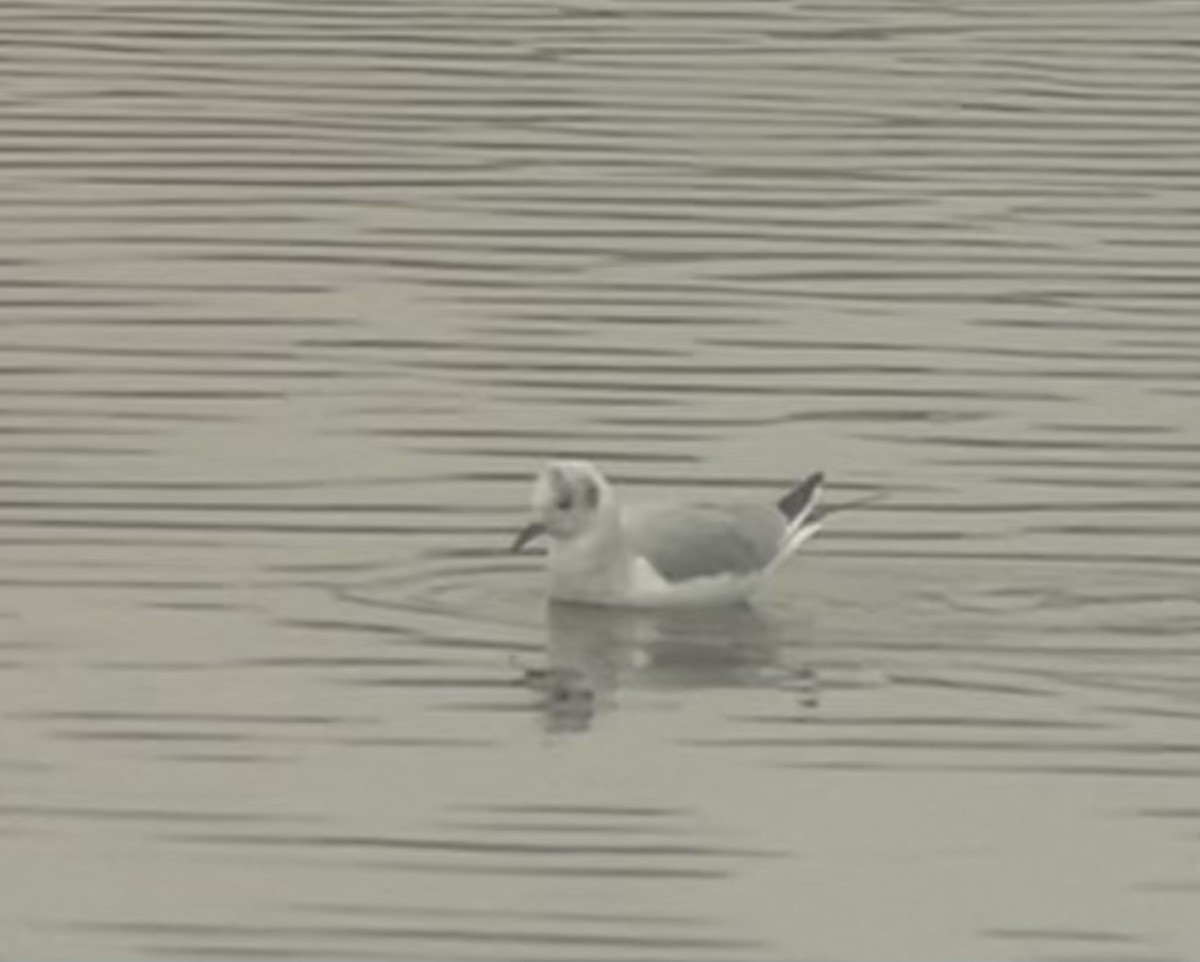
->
[555,491,573,511]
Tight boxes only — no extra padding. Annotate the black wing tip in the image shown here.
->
[777,471,824,521]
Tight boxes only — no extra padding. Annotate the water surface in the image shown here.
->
[1,0,1197,958]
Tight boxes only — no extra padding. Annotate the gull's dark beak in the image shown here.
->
[511,520,546,553]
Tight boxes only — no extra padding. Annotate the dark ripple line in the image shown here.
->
[0,804,305,825]
[1,343,311,361]
[445,821,690,837]
[466,803,683,818]
[733,715,1104,731]
[369,426,709,442]
[904,437,1199,454]
[473,375,1066,402]
[303,900,707,927]
[411,445,697,464]
[0,478,404,491]
[27,710,343,726]
[0,518,496,536]
[0,388,288,400]
[87,920,759,951]
[892,500,1199,515]
[985,926,1137,944]
[933,455,1199,473]
[781,761,1200,779]
[301,336,680,357]
[0,500,461,514]
[169,831,771,860]
[0,426,155,438]
[3,409,234,424]
[687,737,1199,755]
[347,859,731,879]
[55,730,252,743]
[0,578,223,589]
[0,443,152,455]
[1,365,348,380]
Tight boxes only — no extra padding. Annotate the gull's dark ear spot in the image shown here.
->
[581,478,600,509]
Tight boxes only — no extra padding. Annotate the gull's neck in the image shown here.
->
[547,505,632,602]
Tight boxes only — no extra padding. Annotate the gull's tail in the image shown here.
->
[778,471,824,524]
[776,471,825,561]
[776,473,887,562]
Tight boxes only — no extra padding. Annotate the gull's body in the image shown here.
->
[512,460,825,608]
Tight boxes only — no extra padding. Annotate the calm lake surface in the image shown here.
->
[1,0,1197,958]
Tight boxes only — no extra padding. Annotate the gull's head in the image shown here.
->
[511,460,614,552]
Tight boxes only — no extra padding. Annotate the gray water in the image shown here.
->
[1,0,1198,959]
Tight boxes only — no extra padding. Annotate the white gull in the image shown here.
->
[511,460,825,607]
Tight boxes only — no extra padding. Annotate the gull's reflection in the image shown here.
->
[525,602,818,732]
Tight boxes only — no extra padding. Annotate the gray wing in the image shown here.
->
[622,501,787,584]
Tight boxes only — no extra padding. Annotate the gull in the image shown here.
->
[510,460,826,607]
